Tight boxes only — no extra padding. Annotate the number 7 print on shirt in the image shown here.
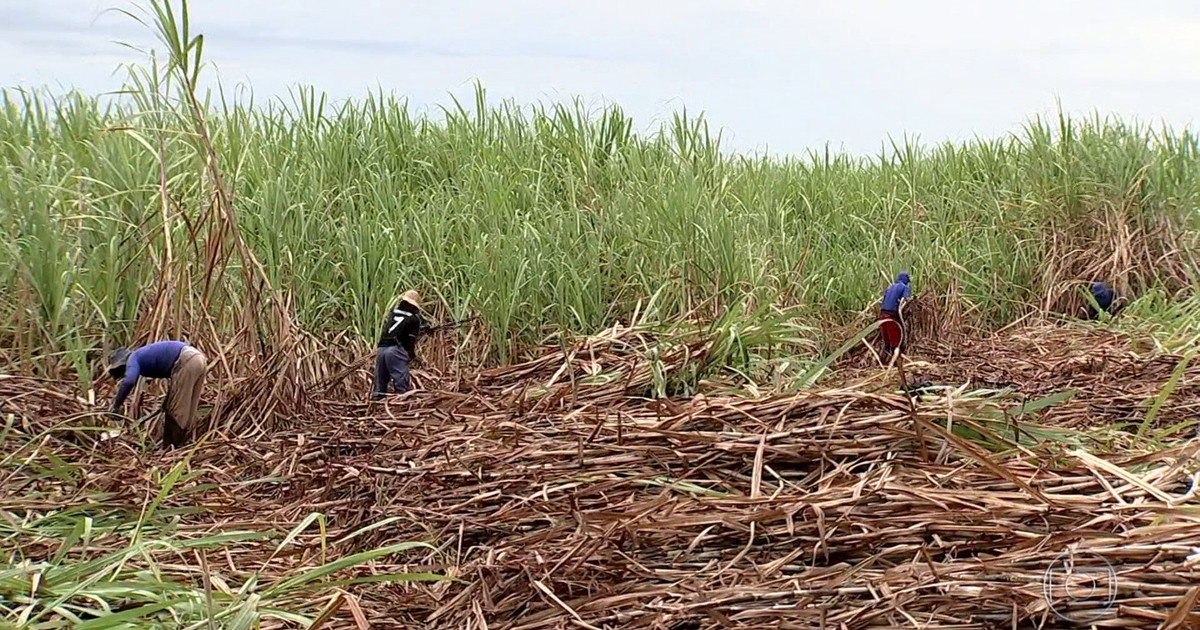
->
[388,309,412,334]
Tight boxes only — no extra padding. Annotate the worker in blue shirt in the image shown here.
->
[1083,281,1116,320]
[879,271,911,357]
[107,340,208,448]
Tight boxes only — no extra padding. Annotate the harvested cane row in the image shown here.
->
[916,325,1200,438]
[839,322,1200,439]
[227,394,1199,628]
[3,323,1200,628]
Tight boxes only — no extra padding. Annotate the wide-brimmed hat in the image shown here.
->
[399,289,421,310]
[107,347,131,376]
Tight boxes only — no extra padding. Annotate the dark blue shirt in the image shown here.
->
[1091,282,1114,311]
[882,273,912,312]
[112,340,188,410]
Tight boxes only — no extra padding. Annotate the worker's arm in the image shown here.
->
[110,360,140,414]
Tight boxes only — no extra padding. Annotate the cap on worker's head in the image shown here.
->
[897,271,910,284]
[107,347,131,378]
[399,289,421,310]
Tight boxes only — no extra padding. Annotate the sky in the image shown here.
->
[2,0,1199,156]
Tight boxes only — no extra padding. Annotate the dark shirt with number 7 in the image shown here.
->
[377,300,423,360]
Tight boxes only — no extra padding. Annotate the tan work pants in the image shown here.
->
[163,346,208,448]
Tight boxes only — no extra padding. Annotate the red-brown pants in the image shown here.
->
[879,310,904,352]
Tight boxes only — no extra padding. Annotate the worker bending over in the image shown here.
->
[107,340,208,449]
[879,272,912,358]
[1084,281,1116,320]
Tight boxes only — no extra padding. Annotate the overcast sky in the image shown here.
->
[2,0,1199,156]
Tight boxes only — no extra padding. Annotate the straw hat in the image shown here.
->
[399,290,421,310]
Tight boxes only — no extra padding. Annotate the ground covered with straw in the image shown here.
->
[4,322,1199,629]
[4,2,1200,628]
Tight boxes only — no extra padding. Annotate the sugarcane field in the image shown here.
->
[4,1,1200,629]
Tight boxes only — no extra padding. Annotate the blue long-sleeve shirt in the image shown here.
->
[882,272,912,312]
[111,340,188,410]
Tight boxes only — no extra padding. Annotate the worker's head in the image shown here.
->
[897,271,910,285]
[399,289,421,311]
[107,347,131,380]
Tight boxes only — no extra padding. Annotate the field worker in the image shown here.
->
[107,340,208,449]
[1084,281,1116,320]
[372,289,424,400]
[879,271,912,357]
